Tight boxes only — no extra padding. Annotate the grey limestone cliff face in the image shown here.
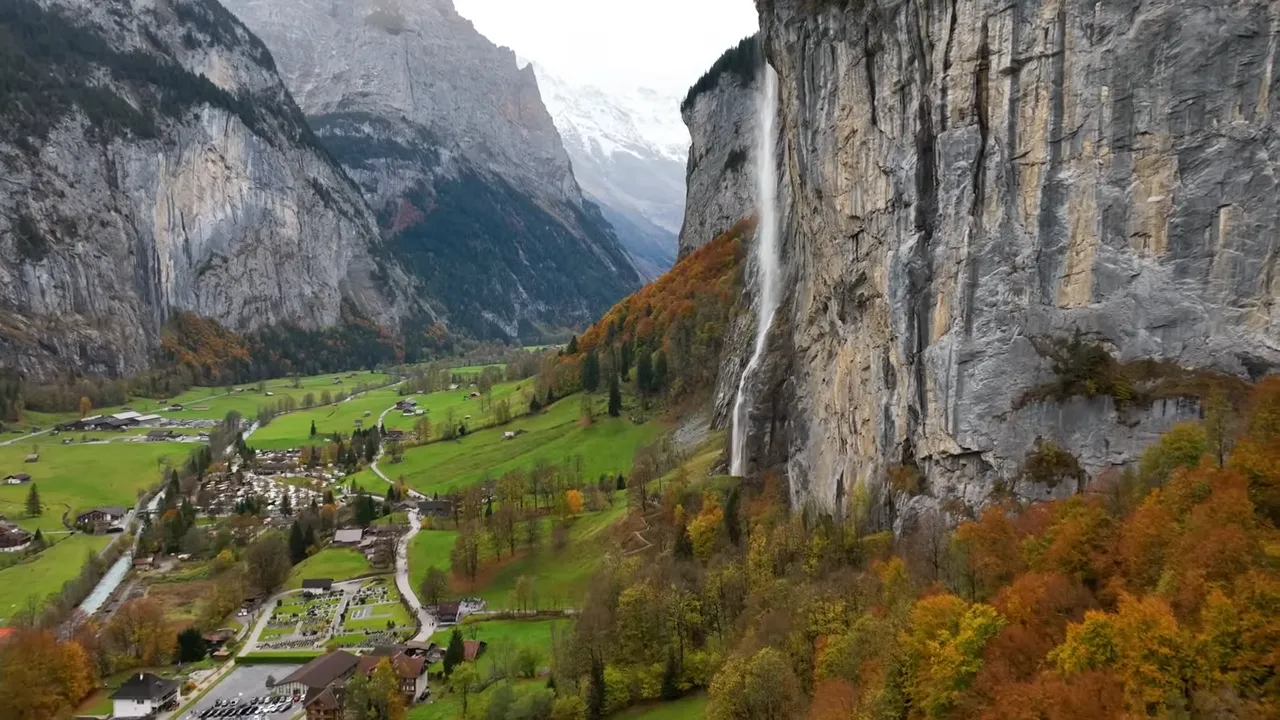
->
[221,0,578,214]
[679,56,759,257]
[754,0,1280,518]
[222,0,642,339]
[0,0,414,380]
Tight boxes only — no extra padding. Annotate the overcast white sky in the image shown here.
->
[453,0,759,94]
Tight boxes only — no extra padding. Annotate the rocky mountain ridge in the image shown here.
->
[0,0,416,380]
[532,64,687,279]
[734,0,1280,522]
[221,0,642,340]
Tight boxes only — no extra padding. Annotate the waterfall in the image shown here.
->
[730,64,781,477]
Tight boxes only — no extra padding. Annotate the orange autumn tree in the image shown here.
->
[159,311,250,383]
[0,628,96,720]
[543,219,749,399]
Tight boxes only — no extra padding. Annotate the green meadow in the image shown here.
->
[0,442,187,531]
[351,392,663,497]
[0,533,110,619]
[408,496,628,610]
[287,548,377,588]
[250,380,534,451]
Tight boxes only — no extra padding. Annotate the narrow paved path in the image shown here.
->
[238,588,295,656]
[395,507,435,643]
[369,402,434,642]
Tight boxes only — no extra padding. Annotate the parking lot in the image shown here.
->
[174,665,301,720]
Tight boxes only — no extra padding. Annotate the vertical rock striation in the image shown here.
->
[679,37,762,258]
[757,0,1280,517]
[0,0,414,379]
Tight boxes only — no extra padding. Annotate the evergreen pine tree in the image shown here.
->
[280,491,293,517]
[303,524,316,551]
[581,350,601,392]
[443,628,465,676]
[636,346,653,395]
[25,483,40,517]
[654,350,669,393]
[619,343,633,379]
[587,658,607,719]
[608,376,622,417]
[566,335,579,354]
[166,469,181,506]
[288,521,306,564]
[32,528,44,548]
[674,524,694,560]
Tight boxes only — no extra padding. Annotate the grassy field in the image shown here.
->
[407,528,458,594]
[474,502,627,609]
[431,617,567,678]
[409,619,566,719]
[0,442,187,531]
[250,379,532,451]
[18,370,396,429]
[287,548,376,588]
[351,393,663,497]
[408,498,627,610]
[0,533,109,619]
[251,387,403,450]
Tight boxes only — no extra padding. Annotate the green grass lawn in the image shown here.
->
[251,379,532,451]
[251,388,403,450]
[432,617,567,678]
[407,528,458,596]
[0,533,109,619]
[287,548,375,588]
[474,501,627,610]
[0,442,188,531]
[19,371,396,429]
[349,392,662,497]
[614,694,709,719]
[407,499,626,610]
[343,601,411,631]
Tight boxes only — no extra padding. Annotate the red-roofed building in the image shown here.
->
[356,651,429,703]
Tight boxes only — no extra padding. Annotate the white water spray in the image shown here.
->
[730,65,781,477]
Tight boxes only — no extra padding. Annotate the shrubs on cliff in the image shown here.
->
[1022,438,1085,490]
[1019,332,1249,411]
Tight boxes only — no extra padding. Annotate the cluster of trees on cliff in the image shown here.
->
[537,222,746,406]
[544,378,1280,719]
[681,34,763,113]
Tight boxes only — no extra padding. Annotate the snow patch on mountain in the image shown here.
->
[529,62,688,277]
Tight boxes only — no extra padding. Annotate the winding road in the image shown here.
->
[370,400,434,642]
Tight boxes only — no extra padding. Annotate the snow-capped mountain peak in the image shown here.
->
[526,61,688,278]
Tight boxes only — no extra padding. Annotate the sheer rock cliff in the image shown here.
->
[751,0,1280,520]
[0,0,415,379]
